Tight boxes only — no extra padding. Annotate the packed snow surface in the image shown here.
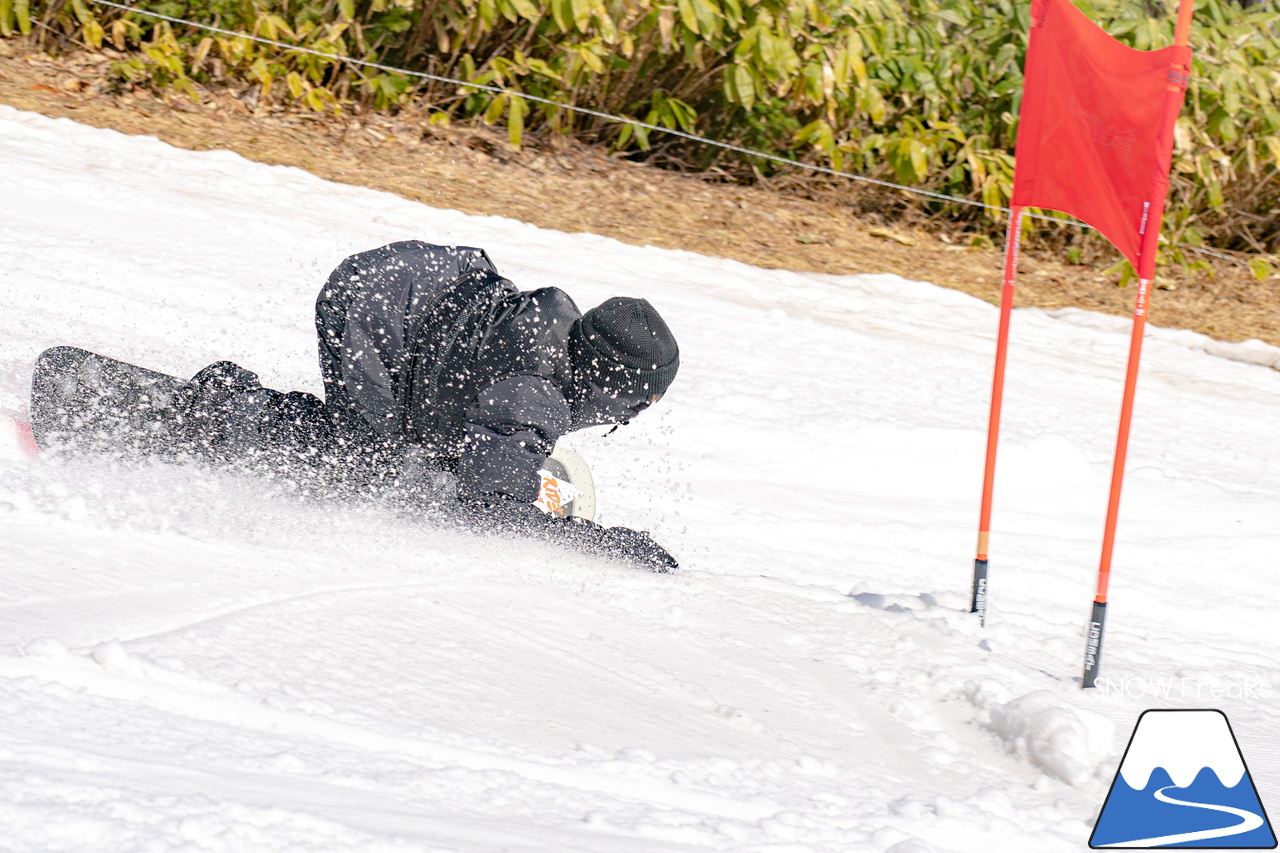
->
[3,104,1280,852]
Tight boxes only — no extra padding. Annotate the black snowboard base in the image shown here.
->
[30,346,188,455]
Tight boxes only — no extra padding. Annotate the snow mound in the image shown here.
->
[970,684,1115,786]
[1046,307,1280,371]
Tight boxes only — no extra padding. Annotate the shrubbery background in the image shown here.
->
[4,0,1277,270]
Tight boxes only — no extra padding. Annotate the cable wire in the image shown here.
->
[86,0,1251,263]
[85,0,1032,214]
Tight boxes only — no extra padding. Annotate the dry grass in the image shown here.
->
[3,38,1279,349]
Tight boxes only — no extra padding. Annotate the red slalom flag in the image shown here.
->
[970,0,1193,688]
[1013,0,1192,278]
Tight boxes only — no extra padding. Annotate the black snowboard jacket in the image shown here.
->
[186,242,587,503]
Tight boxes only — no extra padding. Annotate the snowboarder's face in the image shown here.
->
[570,379,657,429]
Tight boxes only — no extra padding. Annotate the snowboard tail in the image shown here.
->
[30,346,188,455]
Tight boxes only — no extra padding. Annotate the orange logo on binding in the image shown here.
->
[539,476,565,516]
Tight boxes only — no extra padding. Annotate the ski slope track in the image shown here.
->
[2,104,1279,852]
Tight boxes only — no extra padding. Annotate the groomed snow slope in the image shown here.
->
[2,104,1279,852]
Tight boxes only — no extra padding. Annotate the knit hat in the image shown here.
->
[569,297,680,398]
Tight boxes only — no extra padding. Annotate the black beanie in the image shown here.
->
[569,297,680,398]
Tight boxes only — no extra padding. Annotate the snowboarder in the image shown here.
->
[36,241,682,570]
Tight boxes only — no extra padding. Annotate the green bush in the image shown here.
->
[6,0,1278,265]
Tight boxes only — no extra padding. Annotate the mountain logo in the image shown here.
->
[1090,709,1276,848]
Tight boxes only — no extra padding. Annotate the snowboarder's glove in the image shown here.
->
[595,524,679,573]
[176,361,267,455]
[459,497,678,572]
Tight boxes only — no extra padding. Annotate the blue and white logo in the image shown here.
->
[1091,709,1276,848]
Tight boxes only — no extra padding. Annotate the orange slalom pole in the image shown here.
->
[1173,0,1194,48]
[971,206,1025,626]
[1081,276,1152,686]
[1082,0,1193,688]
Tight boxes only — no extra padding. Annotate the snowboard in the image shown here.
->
[29,345,600,520]
[29,346,187,455]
